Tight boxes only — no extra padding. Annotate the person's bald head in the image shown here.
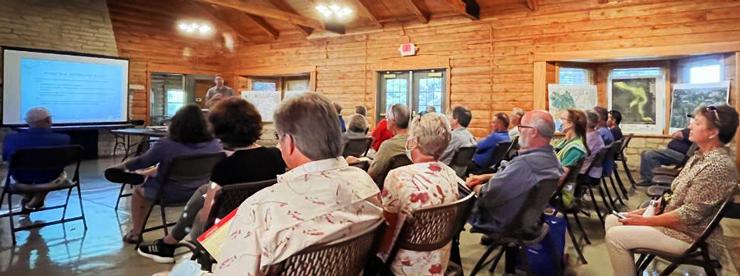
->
[519,110,555,150]
[25,107,52,129]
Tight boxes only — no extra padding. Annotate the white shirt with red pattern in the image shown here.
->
[380,161,459,276]
[214,157,382,276]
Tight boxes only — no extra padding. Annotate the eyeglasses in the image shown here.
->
[518,125,535,129]
[707,105,721,125]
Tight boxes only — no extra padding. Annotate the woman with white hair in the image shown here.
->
[509,108,526,139]
[373,113,459,276]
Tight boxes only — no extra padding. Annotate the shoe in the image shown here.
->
[480,235,494,246]
[138,239,176,264]
[634,181,653,187]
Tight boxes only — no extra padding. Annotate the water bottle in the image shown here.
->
[643,199,656,218]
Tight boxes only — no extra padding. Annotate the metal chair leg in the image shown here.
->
[600,178,617,212]
[77,185,87,230]
[8,192,16,245]
[62,187,73,219]
[621,159,637,189]
[160,204,169,236]
[613,166,630,200]
[609,175,625,205]
[587,186,605,226]
[136,204,155,250]
[573,213,591,244]
[469,243,500,276]
[637,254,655,275]
[488,246,506,273]
[115,184,127,210]
[565,212,587,264]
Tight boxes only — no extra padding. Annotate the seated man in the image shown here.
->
[440,105,477,165]
[466,110,564,235]
[213,93,382,275]
[348,104,410,181]
[472,112,511,168]
[637,127,691,185]
[608,110,624,141]
[2,107,71,212]
[342,114,368,145]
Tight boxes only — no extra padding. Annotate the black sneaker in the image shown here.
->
[137,239,176,263]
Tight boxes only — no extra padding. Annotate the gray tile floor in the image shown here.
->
[0,157,711,276]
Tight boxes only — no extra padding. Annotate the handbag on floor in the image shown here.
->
[517,210,567,276]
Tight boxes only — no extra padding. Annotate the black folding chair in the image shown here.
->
[614,134,637,189]
[181,179,278,271]
[476,141,513,174]
[381,193,477,276]
[550,158,589,264]
[579,147,610,226]
[504,136,520,161]
[112,139,157,210]
[646,143,698,198]
[342,137,373,158]
[0,145,87,245]
[375,154,412,190]
[265,219,386,276]
[135,152,226,248]
[449,146,477,178]
[650,143,698,178]
[603,141,627,207]
[469,178,562,276]
[635,191,738,276]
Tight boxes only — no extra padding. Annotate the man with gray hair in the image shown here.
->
[465,110,564,237]
[364,103,410,181]
[2,107,71,212]
[214,93,382,276]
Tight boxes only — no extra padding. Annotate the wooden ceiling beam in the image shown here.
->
[195,0,334,34]
[244,13,279,40]
[599,0,609,3]
[190,1,252,43]
[526,0,539,11]
[355,0,382,28]
[266,0,314,36]
[440,0,479,20]
[404,0,431,23]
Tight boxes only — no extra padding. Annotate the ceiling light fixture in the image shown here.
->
[177,21,213,35]
[315,3,353,19]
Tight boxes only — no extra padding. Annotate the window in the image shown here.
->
[252,81,277,91]
[285,79,310,91]
[558,67,591,85]
[689,65,721,84]
[166,89,186,117]
[377,70,447,122]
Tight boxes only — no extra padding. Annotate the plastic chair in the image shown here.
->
[635,191,737,276]
[180,179,278,271]
[342,137,372,158]
[135,152,226,249]
[0,145,87,245]
[381,193,477,276]
[469,178,562,276]
[264,219,387,276]
[375,154,412,190]
[449,146,477,178]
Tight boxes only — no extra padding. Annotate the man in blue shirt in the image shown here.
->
[3,107,71,211]
[466,110,564,234]
[472,112,511,167]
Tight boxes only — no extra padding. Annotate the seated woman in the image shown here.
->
[343,114,369,144]
[554,109,589,206]
[575,110,605,198]
[137,97,286,263]
[115,105,223,244]
[605,105,739,276]
[371,113,459,276]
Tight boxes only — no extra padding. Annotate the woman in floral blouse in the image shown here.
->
[375,113,459,276]
[605,104,739,276]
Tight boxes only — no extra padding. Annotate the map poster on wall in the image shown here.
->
[669,81,729,133]
[241,90,280,122]
[608,76,665,135]
[548,84,598,124]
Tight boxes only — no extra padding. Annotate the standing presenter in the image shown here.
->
[205,74,234,108]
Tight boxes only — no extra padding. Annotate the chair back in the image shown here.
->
[384,194,476,272]
[502,178,560,236]
[674,143,698,170]
[8,145,83,182]
[583,147,609,174]
[618,134,633,158]
[376,154,413,189]
[484,141,513,168]
[449,146,477,178]
[342,137,372,158]
[206,179,278,229]
[681,189,736,255]
[160,152,226,184]
[265,219,386,276]
[563,157,585,190]
[505,137,520,161]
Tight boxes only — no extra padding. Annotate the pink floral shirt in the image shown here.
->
[214,157,382,276]
[380,162,459,276]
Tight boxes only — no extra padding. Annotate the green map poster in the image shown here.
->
[548,84,597,123]
[669,81,729,133]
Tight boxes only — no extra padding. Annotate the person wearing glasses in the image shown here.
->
[605,105,739,276]
[465,110,564,242]
[554,109,590,206]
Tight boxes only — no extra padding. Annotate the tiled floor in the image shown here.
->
[0,157,713,276]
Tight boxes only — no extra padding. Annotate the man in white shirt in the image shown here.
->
[214,93,382,276]
[440,105,477,165]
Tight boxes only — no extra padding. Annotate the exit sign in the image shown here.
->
[398,43,417,57]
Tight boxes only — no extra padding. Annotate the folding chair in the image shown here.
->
[342,137,373,158]
[551,158,588,264]
[0,145,87,245]
[449,146,477,178]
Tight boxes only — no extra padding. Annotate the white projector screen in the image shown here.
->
[2,47,129,126]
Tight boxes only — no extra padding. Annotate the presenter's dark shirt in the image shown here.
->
[210,147,286,186]
[3,128,71,183]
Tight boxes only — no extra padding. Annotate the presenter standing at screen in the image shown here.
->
[205,74,234,108]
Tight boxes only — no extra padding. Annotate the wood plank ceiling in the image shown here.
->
[118,0,498,46]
